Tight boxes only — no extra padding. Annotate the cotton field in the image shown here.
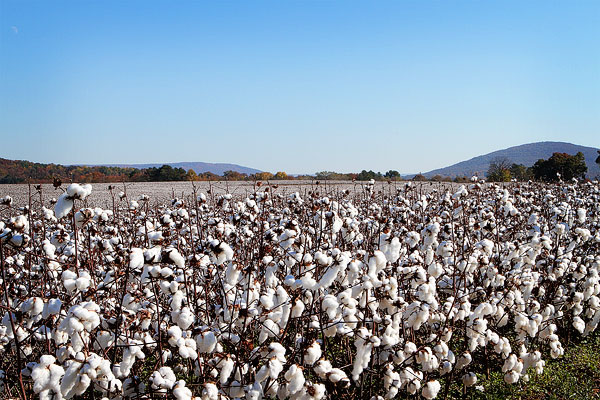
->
[0,180,599,399]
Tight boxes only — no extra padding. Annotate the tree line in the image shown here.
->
[1,151,598,184]
[486,151,597,182]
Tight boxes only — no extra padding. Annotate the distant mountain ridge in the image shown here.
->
[422,142,600,179]
[92,162,262,176]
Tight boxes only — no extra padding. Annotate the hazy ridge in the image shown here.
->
[421,141,600,179]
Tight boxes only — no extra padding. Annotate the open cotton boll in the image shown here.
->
[150,366,177,390]
[462,372,477,387]
[303,341,322,366]
[259,318,279,344]
[166,248,185,269]
[31,355,64,397]
[129,248,144,270]
[284,364,305,395]
[196,330,218,353]
[66,183,92,199]
[573,316,585,334]
[173,380,193,400]
[422,380,441,399]
[201,382,219,400]
[218,355,235,384]
[55,193,74,219]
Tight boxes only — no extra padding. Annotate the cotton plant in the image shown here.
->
[1,181,600,398]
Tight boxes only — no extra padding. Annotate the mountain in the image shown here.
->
[422,142,600,179]
[94,162,262,176]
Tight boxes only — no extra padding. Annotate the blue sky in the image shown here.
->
[1,1,599,174]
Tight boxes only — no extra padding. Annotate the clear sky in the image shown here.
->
[1,1,599,174]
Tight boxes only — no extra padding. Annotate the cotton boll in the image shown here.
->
[166,248,185,269]
[150,366,177,390]
[291,298,305,318]
[201,382,219,400]
[196,330,218,353]
[219,355,234,384]
[504,370,520,384]
[304,341,322,366]
[173,380,192,400]
[462,372,477,387]
[422,380,441,399]
[573,316,585,334]
[314,359,332,379]
[55,193,74,219]
[129,248,144,270]
[284,364,305,395]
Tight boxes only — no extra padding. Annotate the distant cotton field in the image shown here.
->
[0,179,599,399]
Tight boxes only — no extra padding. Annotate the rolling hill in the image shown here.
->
[422,142,600,179]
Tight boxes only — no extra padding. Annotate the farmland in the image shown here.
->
[0,179,599,399]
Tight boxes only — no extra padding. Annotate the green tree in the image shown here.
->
[532,152,587,182]
[487,157,512,182]
[509,164,532,181]
[384,170,401,179]
[357,170,382,181]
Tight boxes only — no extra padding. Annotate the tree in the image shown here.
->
[487,157,512,182]
[223,170,248,181]
[509,164,532,181]
[186,169,199,181]
[251,172,274,181]
[532,152,587,182]
[273,171,289,180]
[384,170,401,179]
[357,170,381,181]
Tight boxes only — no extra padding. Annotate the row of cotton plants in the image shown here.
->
[0,179,599,399]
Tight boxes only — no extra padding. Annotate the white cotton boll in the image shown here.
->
[173,380,192,400]
[573,316,585,334]
[305,382,326,399]
[166,248,185,269]
[269,357,284,380]
[504,370,520,384]
[171,290,185,312]
[196,330,217,353]
[150,366,177,390]
[55,193,74,219]
[314,359,332,379]
[284,364,305,395]
[577,208,586,223]
[291,299,305,318]
[43,240,56,259]
[129,248,144,270]
[75,276,91,292]
[168,325,183,345]
[456,352,472,370]
[201,382,219,400]
[502,354,518,373]
[219,355,234,384]
[178,338,197,360]
[462,372,477,387]
[22,297,44,316]
[173,307,195,330]
[322,295,339,320]
[304,341,322,366]
[422,380,441,399]
[328,368,350,386]
[259,318,278,344]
